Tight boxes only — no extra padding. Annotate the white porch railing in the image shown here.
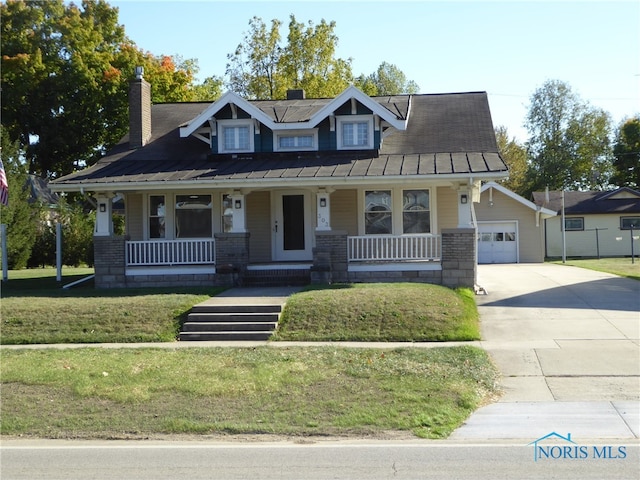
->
[348,234,441,262]
[126,239,215,266]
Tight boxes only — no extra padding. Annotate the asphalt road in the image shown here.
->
[2,440,639,479]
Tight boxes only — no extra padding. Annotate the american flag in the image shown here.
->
[0,159,8,206]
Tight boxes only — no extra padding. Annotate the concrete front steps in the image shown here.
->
[180,304,282,341]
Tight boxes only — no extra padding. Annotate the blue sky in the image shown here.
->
[109,0,639,142]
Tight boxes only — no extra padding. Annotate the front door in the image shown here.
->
[273,191,313,261]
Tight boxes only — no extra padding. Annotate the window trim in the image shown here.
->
[273,129,318,152]
[217,119,254,153]
[564,217,584,231]
[336,115,374,150]
[620,216,640,230]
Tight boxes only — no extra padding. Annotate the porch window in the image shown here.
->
[222,194,233,232]
[149,195,165,238]
[175,195,212,238]
[402,189,430,233]
[365,190,392,234]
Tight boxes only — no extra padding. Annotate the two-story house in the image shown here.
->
[50,69,509,288]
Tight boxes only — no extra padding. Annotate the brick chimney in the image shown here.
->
[129,66,151,149]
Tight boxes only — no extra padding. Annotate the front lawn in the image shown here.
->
[0,345,500,439]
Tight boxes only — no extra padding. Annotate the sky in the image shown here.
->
[109,0,639,142]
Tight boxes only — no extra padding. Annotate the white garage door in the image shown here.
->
[478,222,518,264]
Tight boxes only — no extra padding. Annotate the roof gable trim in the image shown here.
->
[482,181,556,217]
[597,187,640,201]
[179,86,409,139]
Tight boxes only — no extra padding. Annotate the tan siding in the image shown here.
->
[126,194,143,240]
[436,187,458,231]
[475,189,545,262]
[331,189,358,235]
[247,191,271,262]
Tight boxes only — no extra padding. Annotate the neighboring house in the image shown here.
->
[49,70,508,288]
[532,188,640,258]
[475,182,556,263]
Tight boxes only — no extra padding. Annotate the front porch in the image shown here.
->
[94,229,474,289]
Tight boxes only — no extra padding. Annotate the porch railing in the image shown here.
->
[126,239,215,266]
[348,234,441,262]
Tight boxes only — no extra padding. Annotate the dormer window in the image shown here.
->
[218,119,254,153]
[337,115,373,150]
[274,129,318,151]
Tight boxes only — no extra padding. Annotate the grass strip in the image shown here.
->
[550,257,640,281]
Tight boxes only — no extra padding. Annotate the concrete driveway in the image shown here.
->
[452,263,640,440]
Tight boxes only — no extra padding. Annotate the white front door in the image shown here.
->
[273,191,313,261]
[478,221,518,263]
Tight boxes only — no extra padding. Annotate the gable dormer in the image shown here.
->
[179,86,409,155]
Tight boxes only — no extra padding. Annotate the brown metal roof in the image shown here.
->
[51,92,507,189]
[532,188,640,214]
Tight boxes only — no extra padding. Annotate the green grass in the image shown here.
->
[0,346,500,439]
[1,268,222,344]
[550,257,640,281]
[274,283,480,342]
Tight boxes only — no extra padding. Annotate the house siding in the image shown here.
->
[247,191,271,262]
[126,193,143,241]
[475,188,545,262]
[331,189,358,235]
[544,214,637,258]
[436,187,458,231]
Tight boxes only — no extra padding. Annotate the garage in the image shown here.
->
[477,221,518,264]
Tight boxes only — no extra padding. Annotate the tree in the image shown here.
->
[354,62,420,96]
[524,80,613,194]
[1,0,199,178]
[0,127,40,269]
[191,75,224,102]
[494,126,528,195]
[611,116,640,189]
[226,15,353,99]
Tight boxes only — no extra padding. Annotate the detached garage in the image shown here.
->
[475,182,556,263]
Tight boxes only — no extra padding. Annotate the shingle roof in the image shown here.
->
[532,188,640,214]
[51,92,507,189]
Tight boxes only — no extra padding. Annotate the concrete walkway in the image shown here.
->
[451,263,640,441]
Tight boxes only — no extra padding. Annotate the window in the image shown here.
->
[621,216,640,230]
[175,195,212,238]
[274,130,317,151]
[337,115,373,149]
[365,190,392,234]
[222,194,233,233]
[402,189,430,233]
[218,120,253,153]
[564,217,584,231]
[149,195,165,238]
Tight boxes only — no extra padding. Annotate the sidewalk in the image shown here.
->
[451,263,640,441]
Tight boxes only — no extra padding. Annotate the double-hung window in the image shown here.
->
[218,120,253,153]
[149,195,166,238]
[337,115,373,150]
[175,195,212,238]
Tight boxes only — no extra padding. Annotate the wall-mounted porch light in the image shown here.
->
[460,194,468,204]
[319,198,327,208]
[99,204,106,213]
[234,199,242,209]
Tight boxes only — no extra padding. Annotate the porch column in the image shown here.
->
[457,188,473,228]
[229,192,246,232]
[316,190,331,231]
[94,193,115,236]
